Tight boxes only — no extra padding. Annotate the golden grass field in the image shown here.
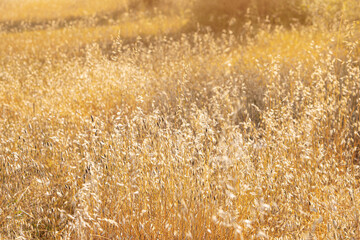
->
[1,0,360,239]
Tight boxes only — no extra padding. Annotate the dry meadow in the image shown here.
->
[1,0,360,239]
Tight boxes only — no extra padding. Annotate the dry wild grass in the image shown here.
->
[0,0,360,239]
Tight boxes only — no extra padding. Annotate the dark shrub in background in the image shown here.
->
[192,0,309,30]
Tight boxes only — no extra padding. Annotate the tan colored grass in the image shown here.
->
[1,1,360,239]
[0,0,129,22]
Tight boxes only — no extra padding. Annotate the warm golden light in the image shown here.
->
[0,0,359,239]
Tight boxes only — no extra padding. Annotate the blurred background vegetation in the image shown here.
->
[1,0,359,31]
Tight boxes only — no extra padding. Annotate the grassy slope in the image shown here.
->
[1,0,360,239]
[0,0,129,22]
